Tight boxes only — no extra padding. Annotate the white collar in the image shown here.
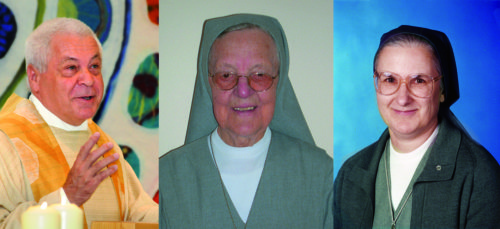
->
[210,127,271,173]
[29,95,88,131]
[390,125,440,157]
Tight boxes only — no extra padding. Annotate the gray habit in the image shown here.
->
[159,13,333,229]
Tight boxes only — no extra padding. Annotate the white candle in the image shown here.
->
[50,189,84,229]
[22,202,61,229]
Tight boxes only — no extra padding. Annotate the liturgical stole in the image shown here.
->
[0,94,125,224]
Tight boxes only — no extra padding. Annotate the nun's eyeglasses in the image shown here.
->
[210,72,278,92]
[374,71,441,98]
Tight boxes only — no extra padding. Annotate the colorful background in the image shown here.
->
[334,0,500,177]
[0,0,159,200]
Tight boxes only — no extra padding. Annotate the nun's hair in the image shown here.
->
[373,33,441,76]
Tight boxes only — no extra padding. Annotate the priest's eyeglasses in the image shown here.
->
[374,71,441,98]
[210,72,278,92]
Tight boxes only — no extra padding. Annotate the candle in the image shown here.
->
[22,202,61,229]
[50,189,84,229]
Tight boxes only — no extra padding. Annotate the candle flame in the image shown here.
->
[41,202,48,209]
[60,189,69,205]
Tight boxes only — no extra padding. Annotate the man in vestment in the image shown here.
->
[160,14,333,228]
[0,18,158,228]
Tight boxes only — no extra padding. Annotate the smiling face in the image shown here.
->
[375,45,441,143]
[209,28,279,147]
[28,33,103,126]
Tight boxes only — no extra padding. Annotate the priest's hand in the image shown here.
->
[63,132,119,206]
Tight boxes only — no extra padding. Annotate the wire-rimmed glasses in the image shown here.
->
[374,71,441,98]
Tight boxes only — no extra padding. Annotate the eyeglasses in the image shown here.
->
[374,71,441,98]
[210,72,278,92]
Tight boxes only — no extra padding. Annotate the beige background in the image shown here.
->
[159,0,333,157]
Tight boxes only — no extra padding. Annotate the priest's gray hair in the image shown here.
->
[25,17,103,73]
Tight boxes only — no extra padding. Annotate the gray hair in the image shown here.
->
[25,17,102,73]
[208,23,280,73]
[374,33,441,76]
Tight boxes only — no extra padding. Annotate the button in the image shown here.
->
[436,165,442,171]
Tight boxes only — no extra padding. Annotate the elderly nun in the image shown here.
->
[160,14,333,229]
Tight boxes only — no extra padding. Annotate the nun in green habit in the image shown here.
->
[334,25,500,228]
[159,14,333,229]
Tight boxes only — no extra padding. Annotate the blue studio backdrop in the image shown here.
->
[334,0,500,177]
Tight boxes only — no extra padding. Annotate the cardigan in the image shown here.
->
[334,117,500,228]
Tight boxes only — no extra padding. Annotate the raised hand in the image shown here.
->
[63,132,119,206]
